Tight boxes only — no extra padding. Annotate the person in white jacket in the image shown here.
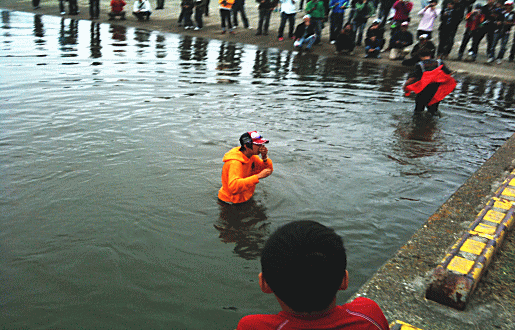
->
[417,0,440,39]
[133,0,152,20]
[277,0,297,40]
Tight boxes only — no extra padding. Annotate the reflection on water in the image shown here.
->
[1,9,515,330]
[215,199,270,260]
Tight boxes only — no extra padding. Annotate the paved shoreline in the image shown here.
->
[4,0,515,81]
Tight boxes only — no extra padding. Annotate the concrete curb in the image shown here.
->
[426,171,515,310]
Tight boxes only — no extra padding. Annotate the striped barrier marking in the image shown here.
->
[425,169,515,310]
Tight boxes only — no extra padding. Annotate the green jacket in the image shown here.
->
[305,0,325,19]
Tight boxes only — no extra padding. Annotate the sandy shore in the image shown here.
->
[3,0,515,82]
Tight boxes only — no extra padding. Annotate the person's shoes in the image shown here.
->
[155,6,163,9]
[233,25,238,29]
[487,57,494,63]
[255,31,262,35]
[246,26,252,29]
[34,5,40,9]
[468,51,474,56]
[509,57,514,62]
[221,30,226,34]
[230,30,235,34]
[497,59,502,64]
[60,11,66,14]
[263,32,269,36]
[194,26,202,30]
[356,42,361,46]
[278,37,284,41]
[178,23,183,26]
[330,40,335,44]
[377,54,381,59]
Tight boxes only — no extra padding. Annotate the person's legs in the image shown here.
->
[287,13,296,38]
[263,10,271,34]
[195,6,204,28]
[330,12,343,41]
[232,4,240,26]
[486,28,496,60]
[510,31,515,61]
[471,28,485,60]
[59,0,66,13]
[240,5,249,28]
[427,102,439,115]
[220,8,226,30]
[356,22,366,45]
[415,83,439,113]
[256,9,265,34]
[278,12,287,38]
[304,34,317,49]
[313,18,322,43]
[184,7,193,27]
[458,30,472,59]
[496,32,509,60]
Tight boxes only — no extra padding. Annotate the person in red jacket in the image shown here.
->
[218,131,273,204]
[236,220,390,330]
[403,48,456,115]
[109,0,127,19]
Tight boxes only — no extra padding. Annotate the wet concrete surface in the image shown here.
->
[353,133,515,329]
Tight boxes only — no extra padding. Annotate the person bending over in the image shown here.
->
[218,131,273,204]
[237,220,390,330]
[403,48,456,115]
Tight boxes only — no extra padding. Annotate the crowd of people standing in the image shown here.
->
[32,0,515,63]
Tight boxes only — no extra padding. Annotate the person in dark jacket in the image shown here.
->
[388,21,413,59]
[335,22,356,53]
[436,0,461,58]
[402,33,436,64]
[293,15,318,50]
[256,0,278,35]
[365,18,385,48]
[403,49,455,115]
[232,0,250,29]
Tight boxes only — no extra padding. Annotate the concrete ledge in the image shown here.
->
[352,133,515,329]
[426,172,515,310]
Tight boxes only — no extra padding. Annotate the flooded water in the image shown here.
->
[1,9,515,329]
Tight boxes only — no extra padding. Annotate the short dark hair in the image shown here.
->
[239,132,253,151]
[260,220,347,312]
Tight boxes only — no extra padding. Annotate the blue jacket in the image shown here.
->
[330,0,348,14]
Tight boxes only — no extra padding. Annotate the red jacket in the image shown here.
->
[405,64,456,105]
[111,0,126,12]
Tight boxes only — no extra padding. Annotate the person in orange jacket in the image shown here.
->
[219,0,236,33]
[218,131,274,204]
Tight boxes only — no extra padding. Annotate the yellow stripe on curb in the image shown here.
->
[426,171,515,310]
[460,239,486,255]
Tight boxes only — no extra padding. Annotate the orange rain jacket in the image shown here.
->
[219,0,234,9]
[218,147,273,204]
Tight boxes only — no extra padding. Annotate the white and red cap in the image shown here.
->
[249,131,269,145]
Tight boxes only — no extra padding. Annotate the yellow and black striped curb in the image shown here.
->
[389,320,424,330]
[425,169,515,310]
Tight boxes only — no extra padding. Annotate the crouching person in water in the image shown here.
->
[218,131,273,204]
[236,220,390,330]
[403,48,456,115]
